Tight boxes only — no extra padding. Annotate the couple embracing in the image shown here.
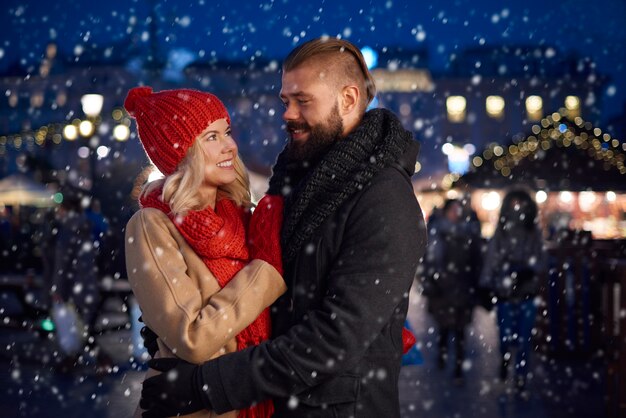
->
[124,37,427,418]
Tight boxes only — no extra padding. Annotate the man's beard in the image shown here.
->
[286,103,344,162]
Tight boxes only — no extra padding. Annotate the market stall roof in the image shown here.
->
[0,174,56,207]
[454,110,626,192]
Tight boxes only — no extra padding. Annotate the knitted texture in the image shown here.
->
[267,108,416,362]
[268,108,414,262]
[248,195,284,275]
[124,86,230,175]
[139,189,273,418]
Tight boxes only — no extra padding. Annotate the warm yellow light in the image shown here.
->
[112,109,124,121]
[559,191,573,204]
[446,96,466,122]
[564,95,581,118]
[486,95,505,118]
[446,189,459,199]
[81,94,104,118]
[113,124,130,141]
[56,91,67,107]
[8,93,18,108]
[79,120,94,137]
[63,125,78,141]
[578,191,597,212]
[565,96,580,110]
[30,92,44,108]
[536,190,548,204]
[481,191,501,211]
[526,96,543,120]
[46,43,57,59]
[526,96,542,112]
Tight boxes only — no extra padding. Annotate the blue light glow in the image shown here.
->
[360,46,378,70]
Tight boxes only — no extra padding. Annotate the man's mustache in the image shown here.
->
[286,121,309,131]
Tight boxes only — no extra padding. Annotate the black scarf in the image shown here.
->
[268,108,415,262]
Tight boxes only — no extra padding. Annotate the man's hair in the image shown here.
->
[283,37,376,112]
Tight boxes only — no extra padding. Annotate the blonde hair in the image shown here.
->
[141,137,251,216]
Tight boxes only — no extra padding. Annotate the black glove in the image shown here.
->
[477,287,495,311]
[140,324,159,358]
[140,358,210,418]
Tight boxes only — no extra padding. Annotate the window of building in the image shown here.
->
[525,95,543,121]
[446,95,466,123]
[486,95,505,119]
[565,95,580,118]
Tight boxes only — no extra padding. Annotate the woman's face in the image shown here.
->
[196,118,238,187]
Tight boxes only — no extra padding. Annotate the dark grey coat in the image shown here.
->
[422,216,481,328]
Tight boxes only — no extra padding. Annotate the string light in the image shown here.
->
[468,108,625,177]
[3,109,129,148]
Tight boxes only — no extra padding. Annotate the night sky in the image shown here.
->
[2,0,626,122]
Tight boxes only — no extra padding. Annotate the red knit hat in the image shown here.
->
[124,86,230,175]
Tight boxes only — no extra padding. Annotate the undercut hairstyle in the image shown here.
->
[283,37,377,113]
[141,136,251,216]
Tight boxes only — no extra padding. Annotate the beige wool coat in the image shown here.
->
[125,208,286,418]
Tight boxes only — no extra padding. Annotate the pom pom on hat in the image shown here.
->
[124,86,230,175]
[124,86,153,117]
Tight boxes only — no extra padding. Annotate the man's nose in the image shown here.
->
[283,103,299,121]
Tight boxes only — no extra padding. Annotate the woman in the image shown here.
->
[479,189,546,394]
[124,86,285,418]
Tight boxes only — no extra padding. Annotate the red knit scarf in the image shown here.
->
[140,187,273,418]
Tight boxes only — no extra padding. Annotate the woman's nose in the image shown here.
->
[223,136,237,153]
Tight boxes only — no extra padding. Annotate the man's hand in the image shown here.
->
[140,358,209,418]
[139,323,159,358]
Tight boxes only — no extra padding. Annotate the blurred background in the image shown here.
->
[0,0,625,417]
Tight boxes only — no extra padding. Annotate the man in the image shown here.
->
[140,36,427,418]
[422,199,480,382]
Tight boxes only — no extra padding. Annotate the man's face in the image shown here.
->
[280,65,344,161]
[445,202,463,223]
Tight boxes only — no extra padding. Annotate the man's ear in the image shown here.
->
[339,85,360,115]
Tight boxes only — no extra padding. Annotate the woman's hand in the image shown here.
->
[248,195,284,274]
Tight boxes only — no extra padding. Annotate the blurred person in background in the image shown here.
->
[422,198,482,383]
[50,189,112,374]
[479,189,546,397]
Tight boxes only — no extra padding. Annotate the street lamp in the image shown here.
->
[81,94,104,118]
[80,94,104,190]
[113,124,130,141]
